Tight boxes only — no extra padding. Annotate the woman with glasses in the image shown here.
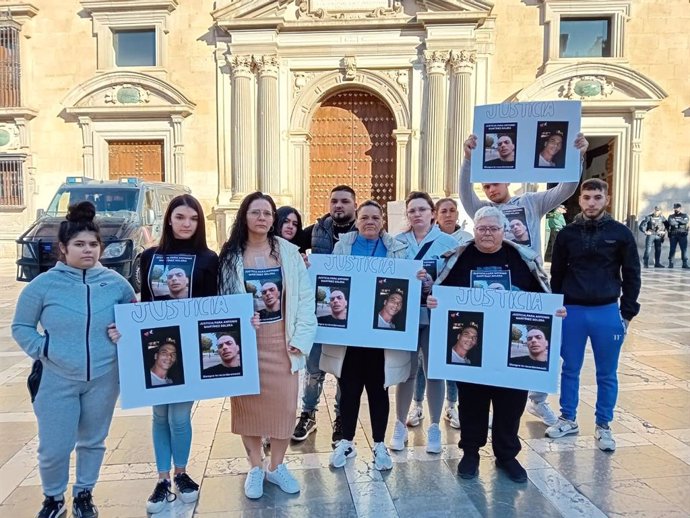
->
[427,206,565,483]
[218,192,316,500]
[390,192,459,454]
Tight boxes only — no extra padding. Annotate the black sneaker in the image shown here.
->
[174,472,200,504]
[292,411,317,441]
[36,495,66,518]
[72,489,98,518]
[457,451,480,479]
[495,458,527,483]
[331,415,343,448]
[146,479,176,514]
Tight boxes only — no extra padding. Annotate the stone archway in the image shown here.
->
[308,89,397,219]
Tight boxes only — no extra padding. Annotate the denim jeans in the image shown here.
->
[152,401,194,472]
[301,343,340,416]
[413,356,458,404]
[559,303,626,426]
[643,234,663,265]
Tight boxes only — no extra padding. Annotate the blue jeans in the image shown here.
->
[559,303,626,426]
[413,356,457,404]
[301,343,340,416]
[643,234,663,265]
[152,401,194,472]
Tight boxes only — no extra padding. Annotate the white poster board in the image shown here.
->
[115,294,259,408]
[428,286,564,393]
[309,254,422,351]
[471,100,582,183]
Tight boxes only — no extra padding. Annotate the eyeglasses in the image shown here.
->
[248,210,273,219]
[406,207,431,216]
[475,226,503,234]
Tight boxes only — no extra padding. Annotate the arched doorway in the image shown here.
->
[309,90,396,220]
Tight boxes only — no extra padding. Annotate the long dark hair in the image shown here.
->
[218,192,279,293]
[58,201,101,260]
[276,206,303,243]
[157,194,208,253]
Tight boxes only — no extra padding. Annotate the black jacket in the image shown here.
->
[551,213,641,321]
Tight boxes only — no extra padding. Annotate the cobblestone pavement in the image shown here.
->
[0,262,688,517]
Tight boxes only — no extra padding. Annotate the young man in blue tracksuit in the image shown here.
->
[546,178,641,451]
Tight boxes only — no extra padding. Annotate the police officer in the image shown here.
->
[638,206,667,268]
[666,202,689,269]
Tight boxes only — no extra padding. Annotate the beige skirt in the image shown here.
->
[230,318,298,439]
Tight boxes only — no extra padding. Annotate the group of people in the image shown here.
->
[13,131,643,518]
[638,203,689,269]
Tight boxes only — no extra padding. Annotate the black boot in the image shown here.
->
[683,261,690,269]
[668,260,674,268]
[654,263,665,268]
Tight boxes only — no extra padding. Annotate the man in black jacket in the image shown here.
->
[638,206,667,268]
[666,202,689,268]
[546,178,641,453]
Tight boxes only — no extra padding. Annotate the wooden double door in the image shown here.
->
[309,90,396,220]
[108,140,164,182]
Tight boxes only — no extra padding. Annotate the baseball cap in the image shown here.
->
[673,203,682,208]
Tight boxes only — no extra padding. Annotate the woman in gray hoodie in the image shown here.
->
[12,201,136,518]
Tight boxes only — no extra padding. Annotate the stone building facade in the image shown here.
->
[0,0,687,255]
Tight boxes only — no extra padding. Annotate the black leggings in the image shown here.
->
[338,347,389,443]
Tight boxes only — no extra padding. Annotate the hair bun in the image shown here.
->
[66,201,96,223]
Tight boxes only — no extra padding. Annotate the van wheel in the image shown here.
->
[131,256,142,293]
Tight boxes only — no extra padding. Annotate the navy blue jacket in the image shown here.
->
[550,213,641,321]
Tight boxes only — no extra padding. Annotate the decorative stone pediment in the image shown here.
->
[61,71,195,119]
[514,63,667,111]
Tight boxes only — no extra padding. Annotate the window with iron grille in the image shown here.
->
[0,157,24,206]
[0,24,21,107]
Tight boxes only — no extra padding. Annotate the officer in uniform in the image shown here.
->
[666,202,689,269]
[638,206,667,268]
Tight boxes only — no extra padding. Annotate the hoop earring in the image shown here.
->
[269,225,275,233]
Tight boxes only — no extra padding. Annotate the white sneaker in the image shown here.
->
[444,405,460,429]
[373,442,393,471]
[406,404,424,427]
[330,439,357,468]
[595,425,616,452]
[426,423,442,454]
[527,400,559,426]
[244,466,264,499]
[265,463,300,494]
[545,417,579,438]
[389,420,408,451]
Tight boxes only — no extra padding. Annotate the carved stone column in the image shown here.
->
[446,50,475,197]
[254,55,280,196]
[77,116,94,179]
[422,50,449,197]
[228,55,255,200]
[629,110,646,222]
[171,114,185,185]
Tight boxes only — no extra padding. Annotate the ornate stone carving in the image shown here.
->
[253,55,279,76]
[293,71,316,97]
[295,0,403,20]
[104,84,151,105]
[384,69,409,94]
[424,50,449,75]
[561,76,615,100]
[227,55,252,75]
[342,56,357,81]
[448,50,476,74]
[0,123,20,150]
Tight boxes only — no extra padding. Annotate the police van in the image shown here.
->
[16,177,190,292]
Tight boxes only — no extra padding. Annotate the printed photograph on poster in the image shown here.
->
[199,319,243,379]
[244,266,283,324]
[483,123,517,169]
[372,277,409,332]
[446,311,483,367]
[502,206,531,247]
[421,259,437,307]
[142,326,185,389]
[148,254,196,299]
[315,275,351,329]
[471,100,582,183]
[471,269,511,290]
[507,312,553,371]
[534,121,569,168]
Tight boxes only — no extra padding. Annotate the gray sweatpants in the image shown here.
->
[33,366,119,497]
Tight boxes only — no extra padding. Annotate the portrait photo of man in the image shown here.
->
[317,288,348,327]
[376,291,404,330]
[534,121,568,169]
[509,325,550,371]
[165,267,190,299]
[146,338,184,388]
[202,333,242,378]
[508,218,530,244]
[450,323,480,366]
[484,133,516,167]
[258,281,281,320]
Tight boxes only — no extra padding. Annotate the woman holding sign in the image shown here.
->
[391,192,458,454]
[320,200,418,471]
[428,206,565,483]
[139,194,219,513]
[218,192,316,500]
[12,202,136,518]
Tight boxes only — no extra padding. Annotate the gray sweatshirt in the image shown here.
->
[12,262,136,381]
[459,159,580,257]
